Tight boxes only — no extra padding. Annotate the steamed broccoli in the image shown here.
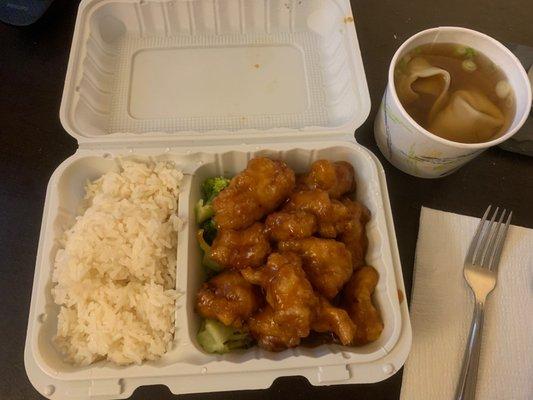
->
[195,199,214,224]
[202,177,231,203]
[195,176,230,224]
[197,319,252,354]
[201,218,218,245]
[197,229,223,272]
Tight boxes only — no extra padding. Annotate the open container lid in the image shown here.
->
[59,0,371,146]
[24,1,415,398]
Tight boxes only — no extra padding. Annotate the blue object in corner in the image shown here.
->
[0,0,55,26]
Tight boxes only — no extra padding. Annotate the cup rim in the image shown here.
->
[388,26,533,150]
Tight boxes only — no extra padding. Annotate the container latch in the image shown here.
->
[89,378,122,397]
[317,365,350,383]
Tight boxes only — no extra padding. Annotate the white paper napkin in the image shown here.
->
[400,207,533,400]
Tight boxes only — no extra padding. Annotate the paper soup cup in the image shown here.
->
[374,26,532,178]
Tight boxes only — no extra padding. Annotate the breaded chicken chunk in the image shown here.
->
[299,160,355,199]
[265,211,317,241]
[243,252,318,350]
[248,306,300,351]
[196,270,262,328]
[284,189,339,238]
[278,237,353,299]
[210,222,270,269]
[342,266,383,345]
[338,199,371,269]
[317,198,353,238]
[213,158,295,230]
[312,296,356,345]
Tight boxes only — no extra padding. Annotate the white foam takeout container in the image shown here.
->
[24,1,412,399]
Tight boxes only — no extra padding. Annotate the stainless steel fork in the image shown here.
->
[454,206,512,400]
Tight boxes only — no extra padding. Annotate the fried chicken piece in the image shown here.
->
[300,160,355,199]
[213,158,295,230]
[284,189,338,238]
[196,270,262,328]
[244,158,296,208]
[342,266,383,345]
[284,190,362,239]
[318,199,353,238]
[248,306,301,351]
[338,199,371,269]
[312,296,356,345]
[242,252,317,336]
[265,211,317,241]
[311,197,370,267]
[284,189,331,220]
[210,222,270,269]
[243,252,318,350]
[212,190,264,232]
[278,238,353,299]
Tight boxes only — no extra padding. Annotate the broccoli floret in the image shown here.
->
[201,177,230,203]
[197,229,223,272]
[195,199,214,224]
[197,319,252,354]
[201,219,218,245]
[203,253,223,273]
[195,177,230,224]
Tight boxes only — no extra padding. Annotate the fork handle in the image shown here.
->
[455,300,485,400]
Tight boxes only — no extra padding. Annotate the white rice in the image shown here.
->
[52,160,183,365]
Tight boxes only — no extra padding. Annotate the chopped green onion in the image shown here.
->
[464,47,477,59]
[462,59,477,72]
[454,45,467,56]
[396,56,410,73]
[455,45,476,59]
[495,80,511,98]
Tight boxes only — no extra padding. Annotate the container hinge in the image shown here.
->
[317,365,350,383]
[89,378,123,397]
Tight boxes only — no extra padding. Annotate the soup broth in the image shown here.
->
[394,42,516,144]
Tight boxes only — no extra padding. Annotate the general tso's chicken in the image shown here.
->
[338,199,371,269]
[196,270,262,328]
[242,252,318,340]
[317,199,353,238]
[212,190,263,232]
[210,222,271,269]
[284,189,361,239]
[283,189,339,238]
[299,160,355,199]
[248,306,301,351]
[284,189,331,221]
[312,296,356,345]
[213,158,296,230]
[305,196,370,266]
[342,266,383,345]
[265,211,317,241]
[278,238,353,299]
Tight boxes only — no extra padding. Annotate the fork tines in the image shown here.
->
[465,206,512,271]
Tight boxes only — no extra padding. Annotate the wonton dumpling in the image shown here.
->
[428,90,505,143]
[396,56,451,119]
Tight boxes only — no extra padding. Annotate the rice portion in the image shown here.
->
[52,160,183,365]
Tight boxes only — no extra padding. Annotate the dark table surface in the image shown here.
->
[1,0,532,399]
